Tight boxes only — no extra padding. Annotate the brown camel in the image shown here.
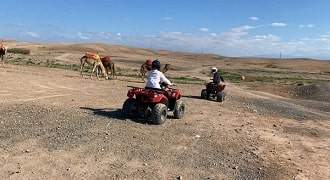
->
[80,52,108,80]
[0,45,7,66]
[140,61,152,81]
[161,63,171,73]
[140,60,170,81]
[98,56,116,79]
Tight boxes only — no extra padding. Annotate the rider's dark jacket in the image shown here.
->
[213,72,224,85]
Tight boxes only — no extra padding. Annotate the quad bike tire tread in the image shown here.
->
[201,89,208,99]
[152,103,168,125]
[216,92,225,102]
[122,99,137,118]
[174,100,185,119]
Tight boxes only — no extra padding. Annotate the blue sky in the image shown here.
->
[0,0,330,59]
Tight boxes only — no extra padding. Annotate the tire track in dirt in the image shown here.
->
[228,85,330,120]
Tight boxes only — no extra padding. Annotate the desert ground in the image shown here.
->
[0,41,330,179]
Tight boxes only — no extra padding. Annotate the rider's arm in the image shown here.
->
[160,72,172,85]
[220,74,224,82]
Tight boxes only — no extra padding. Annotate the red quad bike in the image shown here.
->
[121,85,185,125]
[201,81,226,102]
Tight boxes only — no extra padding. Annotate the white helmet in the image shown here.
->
[211,67,218,73]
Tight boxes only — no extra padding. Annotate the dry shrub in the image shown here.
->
[7,48,31,55]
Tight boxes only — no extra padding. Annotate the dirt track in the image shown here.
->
[0,64,329,179]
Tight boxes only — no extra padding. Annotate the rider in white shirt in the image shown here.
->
[145,60,172,89]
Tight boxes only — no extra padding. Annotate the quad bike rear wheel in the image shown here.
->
[122,99,137,118]
[216,92,225,102]
[174,100,185,119]
[201,89,208,99]
[152,103,168,125]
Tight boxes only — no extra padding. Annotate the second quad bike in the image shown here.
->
[122,85,185,125]
[201,82,226,102]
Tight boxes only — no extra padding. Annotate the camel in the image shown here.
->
[80,52,108,80]
[161,63,171,73]
[0,44,7,66]
[140,61,171,81]
[140,60,152,81]
[98,56,117,79]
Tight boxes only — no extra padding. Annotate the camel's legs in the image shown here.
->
[112,64,117,79]
[110,66,113,79]
[1,55,4,66]
[107,67,110,77]
[80,61,85,77]
[96,66,101,80]
[91,63,98,79]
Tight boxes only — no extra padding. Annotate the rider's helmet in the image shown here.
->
[211,67,218,73]
[152,59,161,71]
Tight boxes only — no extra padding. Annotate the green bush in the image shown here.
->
[7,48,31,55]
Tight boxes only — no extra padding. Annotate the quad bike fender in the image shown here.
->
[152,94,168,105]
[127,87,143,98]
[169,89,182,99]
[219,84,226,91]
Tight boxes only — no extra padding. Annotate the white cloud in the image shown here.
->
[158,32,186,41]
[254,34,281,42]
[77,32,90,40]
[132,24,330,59]
[162,17,173,21]
[232,25,254,32]
[320,34,330,38]
[249,16,259,21]
[210,33,217,37]
[24,31,40,38]
[98,32,112,39]
[271,22,287,27]
[6,23,329,59]
[116,33,122,41]
[299,24,315,28]
[199,27,209,32]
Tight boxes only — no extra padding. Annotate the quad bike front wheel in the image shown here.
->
[122,98,137,118]
[216,92,225,102]
[201,89,208,99]
[174,100,185,119]
[152,103,168,125]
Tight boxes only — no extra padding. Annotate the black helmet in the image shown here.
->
[152,59,161,70]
